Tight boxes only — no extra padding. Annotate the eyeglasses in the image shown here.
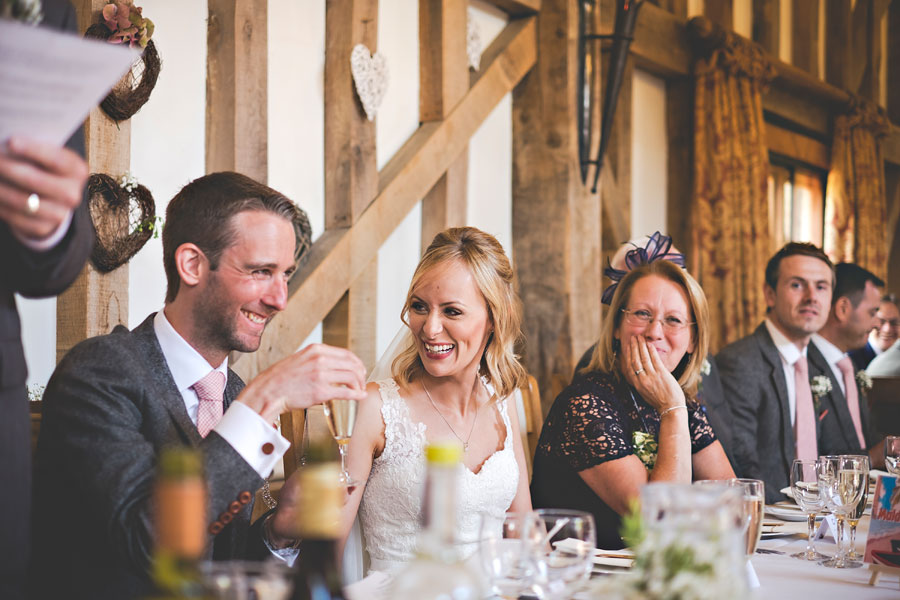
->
[620,308,694,331]
[876,317,900,329]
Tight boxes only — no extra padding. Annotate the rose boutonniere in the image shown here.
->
[810,375,832,411]
[633,431,658,471]
[0,0,42,24]
[856,370,872,394]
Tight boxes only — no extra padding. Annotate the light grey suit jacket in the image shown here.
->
[867,340,900,377]
[716,324,841,504]
[31,315,269,599]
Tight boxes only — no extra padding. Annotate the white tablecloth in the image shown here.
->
[752,516,899,599]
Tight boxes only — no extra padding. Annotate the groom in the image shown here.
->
[31,172,367,598]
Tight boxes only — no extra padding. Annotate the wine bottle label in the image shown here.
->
[155,479,206,556]
[297,463,342,538]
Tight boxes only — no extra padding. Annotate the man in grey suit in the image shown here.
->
[811,263,885,466]
[717,243,836,503]
[31,172,367,598]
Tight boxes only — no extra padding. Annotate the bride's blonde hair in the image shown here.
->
[392,227,527,398]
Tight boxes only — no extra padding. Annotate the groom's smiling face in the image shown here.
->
[408,259,492,380]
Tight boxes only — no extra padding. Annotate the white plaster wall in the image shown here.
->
[19,0,512,385]
[630,70,667,240]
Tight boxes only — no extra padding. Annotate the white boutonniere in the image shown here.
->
[855,370,872,393]
[700,358,711,376]
[0,0,42,24]
[810,375,832,411]
[632,431,658,471]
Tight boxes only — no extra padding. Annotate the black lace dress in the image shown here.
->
[529,369,717,549]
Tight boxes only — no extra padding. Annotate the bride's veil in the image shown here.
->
[344,325,412,584]
[366,326,414,383]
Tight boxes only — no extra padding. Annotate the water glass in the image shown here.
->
[885,436,900,476]
[479,512,540,599]
[728,479,764,558]
[818,455,866,569]
[789,459,829,560]
[529,509,595,600]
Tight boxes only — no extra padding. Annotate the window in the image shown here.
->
[767,158,826,250]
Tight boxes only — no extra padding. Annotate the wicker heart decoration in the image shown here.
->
[87,173,157,272]
[350,44,389,121]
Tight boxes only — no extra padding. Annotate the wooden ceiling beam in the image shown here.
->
[233,17,537,380]
[482,0,540,17]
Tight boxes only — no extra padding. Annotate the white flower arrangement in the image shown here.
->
[27,383,45,403]
[0,0,42,24]
[855,370,872,393]
[699,358,711,376]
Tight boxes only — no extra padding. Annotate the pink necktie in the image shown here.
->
[793,356,818,462]
[193,371,226,438]
[836,356,866,449]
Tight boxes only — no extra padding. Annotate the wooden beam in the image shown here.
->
[752,0,779,56]
[765,122,830,170]
[420,0,469,253]
[602,1,691,78]
[666,78,694,257]
[482,0,540,17]
[889,3,900,124]
[513,0,602,414]
[322,259,378,369]
[792,0,819,77]
[649,0,687,19]
[825,0,852,89]
[884,129,900,167]
[232,17,538,381]
[58,0,130,360]
[705,0,733,31]
[206,0,267,183]
[599,55,632,263]
[856,0,890,104]
[323,0,378,227]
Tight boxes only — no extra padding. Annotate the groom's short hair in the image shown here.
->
[162,172,312,303]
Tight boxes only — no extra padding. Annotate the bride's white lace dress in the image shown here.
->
[358,378,519,573]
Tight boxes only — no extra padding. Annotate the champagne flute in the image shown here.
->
[728,479,764,558]
[818,455,866,568]
[322,398,359,487]
[789,459,829,560]
[886,436,900,476]
[844,454,870,561]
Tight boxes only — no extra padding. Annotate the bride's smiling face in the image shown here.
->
[407,259,493,380]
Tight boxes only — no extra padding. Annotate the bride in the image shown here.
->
[340,226,533,573]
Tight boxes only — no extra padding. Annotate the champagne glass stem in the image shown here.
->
[835,516,846,563]
[848,521,858,558]
[338,441,350,479]
[806,512,817,556]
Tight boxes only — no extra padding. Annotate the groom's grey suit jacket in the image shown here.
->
[716,324,845,503]
[31,315,269,599]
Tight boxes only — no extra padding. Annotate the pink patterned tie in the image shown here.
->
[193,371,226,438]
[836,356,866,449]
[793,356,818,462]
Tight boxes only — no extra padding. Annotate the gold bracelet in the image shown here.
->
[659,405,687,418]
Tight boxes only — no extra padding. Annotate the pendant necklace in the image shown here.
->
[422,376,482,452]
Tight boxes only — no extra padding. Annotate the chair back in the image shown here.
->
[514,374,543,480]
[868,376,900,436]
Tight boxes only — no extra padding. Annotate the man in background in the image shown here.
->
[810,263,884,466]
[849,293,900,370]
[0,2,94,597]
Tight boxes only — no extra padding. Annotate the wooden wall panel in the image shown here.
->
[752,0,780,56]
[889,3,900,123]
[792,0,819,77]
[704,0,733,31]
[58,0,130,360]
[512,0,601,414]
[206,0,267,183]
[666,78,694,259]
[420,0,469,253]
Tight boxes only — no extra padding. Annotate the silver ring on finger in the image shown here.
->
[26,193,40,214]
[634,368,645,376]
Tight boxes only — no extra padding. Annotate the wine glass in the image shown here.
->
[479,512,541,599]
[529,509,595,600]
[789,459,829,560]
[885,436,900,476]
[322,398,359,487]
[728,479,764,558]
[844,454,870,561]
[818,455,866,569]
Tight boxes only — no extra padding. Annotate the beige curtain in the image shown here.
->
[824,99,890,280]
[692,32,776,353]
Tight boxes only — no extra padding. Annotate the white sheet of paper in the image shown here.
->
[0,19,140,147]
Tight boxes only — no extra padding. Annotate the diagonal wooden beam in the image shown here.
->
[234,17,537,381]
[483,0,540,17]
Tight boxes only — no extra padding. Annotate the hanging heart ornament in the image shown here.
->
[350,43,389,121]
[87,173,157,272]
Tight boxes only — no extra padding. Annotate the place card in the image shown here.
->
[864,474,900,568]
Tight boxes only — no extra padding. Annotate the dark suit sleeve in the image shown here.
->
[35,334,263,577]
[716,344,763,482]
